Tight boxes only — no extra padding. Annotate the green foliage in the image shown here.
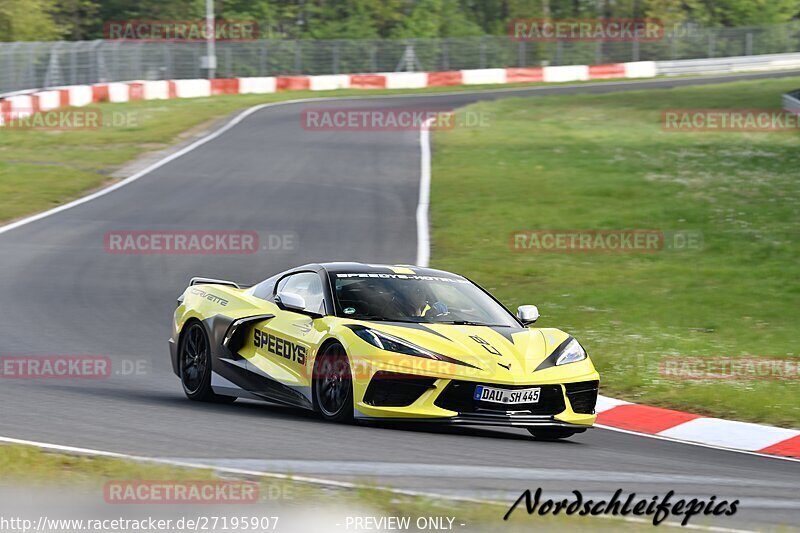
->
[0,0,792,41]
[0,0,62,41]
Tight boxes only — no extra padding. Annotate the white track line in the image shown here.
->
[415,118,434,267]
[0,436,755,533]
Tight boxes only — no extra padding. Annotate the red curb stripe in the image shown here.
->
[276,76,310,91]
[589,63,626,79]
[128,83,144,101]
[758,435,800,458]
[427,71,463,87]
[597,404,701,433]
[92,84,110,103]
[210,78,240,95]
[59,89,70,107]
[350,74,387,89]
[506,67,544,83]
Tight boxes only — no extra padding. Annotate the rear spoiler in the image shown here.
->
[189,277,241,289]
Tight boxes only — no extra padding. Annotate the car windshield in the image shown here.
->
[332,273,519,327]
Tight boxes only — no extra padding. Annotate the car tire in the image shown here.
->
[527,427,580,440]
[179,321,236,404]
[313,342,354,423]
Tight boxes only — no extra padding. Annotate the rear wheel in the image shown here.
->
[528,427,581,440]
[313,343,353,423]
[179,321,236,403]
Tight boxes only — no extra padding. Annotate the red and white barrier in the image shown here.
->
[596,395,800,459]
[238,77,276,94]
[0,60,663,114]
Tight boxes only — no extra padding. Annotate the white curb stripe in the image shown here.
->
[658,417,799,451]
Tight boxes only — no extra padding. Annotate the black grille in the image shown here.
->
[564,380,599,414]
[363,372,436,407]
[434,381,566,415]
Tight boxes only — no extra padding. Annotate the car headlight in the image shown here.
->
[534,336,588,371]
[353,328,437,358]
[349,326,481,369]
[555,338,587,366]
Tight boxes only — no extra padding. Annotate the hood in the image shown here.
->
[352,320,576,383]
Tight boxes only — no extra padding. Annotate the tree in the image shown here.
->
[0,0,62,41]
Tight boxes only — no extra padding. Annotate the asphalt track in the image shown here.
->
[1,70,799,531]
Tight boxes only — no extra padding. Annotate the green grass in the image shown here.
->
[0,445,646,531]
[430,77,800,427]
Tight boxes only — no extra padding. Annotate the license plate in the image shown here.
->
[474,385,540,404]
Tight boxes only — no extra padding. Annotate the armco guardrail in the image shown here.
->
[654,52,800,76]
[783,89,800,114]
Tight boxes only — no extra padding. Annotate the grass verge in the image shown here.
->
[0,444,645,531]
[430,77,800,427]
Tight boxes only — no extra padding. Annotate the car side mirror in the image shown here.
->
[517,305,539,325]
[276,291,307,313]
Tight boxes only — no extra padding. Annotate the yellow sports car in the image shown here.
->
[169,263,599,439]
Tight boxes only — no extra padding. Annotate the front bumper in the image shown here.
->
[353,368,599,428]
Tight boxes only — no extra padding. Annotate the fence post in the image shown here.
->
[517,41,525,68]
[294,40,302,74]
[333,40,339,74]
[442,39,449,71]
[555,40,563,65]
[260,40,268,76]
[26,44,36,89]
[746,32,753,55]
[370,42,377,72]
[164,42,173,79]
[708,32,715,57]
[480,36,486,69]
[595,40,602,64]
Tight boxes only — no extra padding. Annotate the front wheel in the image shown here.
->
[528,427,581,440]
[179,321,236,404]
[313,343,353,423]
